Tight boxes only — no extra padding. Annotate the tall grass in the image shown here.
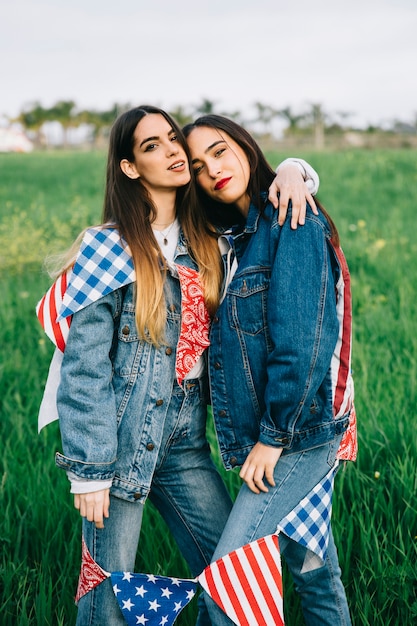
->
[1,149,417,624]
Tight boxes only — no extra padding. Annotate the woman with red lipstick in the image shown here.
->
[184,116,355,625]
[37,105,319,626]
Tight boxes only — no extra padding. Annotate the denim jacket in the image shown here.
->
[55,231,206,503]
[209,199,352,470]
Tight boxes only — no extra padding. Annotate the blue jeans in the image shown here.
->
[76,380,233,626]
[201,437,352,626]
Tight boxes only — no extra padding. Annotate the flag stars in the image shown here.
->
[173,601,183,613]
[147,574,158,584]
[135,585,147,597]
[148,599,161,612]
[136,615,148,625]
[170,578,181,586]
[160,587,173,599]
[113,583,121,596]
[122,598,135,611]
[186,589,196,601]
[122,572,134,582]
[159,617,169,626]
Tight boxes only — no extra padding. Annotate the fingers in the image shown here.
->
[306,192,318,215]
[239,463,269,494]
[239,443,283,494]
[74,489,110,529]
[278,195,289,226]
[268,181,279,209]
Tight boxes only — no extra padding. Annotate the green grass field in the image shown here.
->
[1,148,416,625]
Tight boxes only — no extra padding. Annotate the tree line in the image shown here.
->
[9,98,417,150]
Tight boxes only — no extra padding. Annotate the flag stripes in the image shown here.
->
[199,534,284,626]
[329,242,353,419]
[36,270,71,352]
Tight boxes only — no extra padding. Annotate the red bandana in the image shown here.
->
[175,265,211,385]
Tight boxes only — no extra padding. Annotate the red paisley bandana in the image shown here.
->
[175,265,211,386]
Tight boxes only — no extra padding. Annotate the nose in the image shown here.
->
[207,161,221,178]
[167,141,179,157]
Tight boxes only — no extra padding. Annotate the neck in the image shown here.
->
[235,193,251,217]
[149,190,177,230]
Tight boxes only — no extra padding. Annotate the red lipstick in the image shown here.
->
[214,177,232,191]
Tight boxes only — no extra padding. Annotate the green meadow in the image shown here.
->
[1,148,416,625]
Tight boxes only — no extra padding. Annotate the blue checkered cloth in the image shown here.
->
[277,462,338,563]
[58,226,135,320]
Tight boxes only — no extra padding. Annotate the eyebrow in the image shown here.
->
[191,139,226,164]
[139,128,175,148]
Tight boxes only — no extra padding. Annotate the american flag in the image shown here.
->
[110,572,198,626]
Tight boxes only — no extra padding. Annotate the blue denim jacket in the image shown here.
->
[55,232,206,503]
[209,200,351,470]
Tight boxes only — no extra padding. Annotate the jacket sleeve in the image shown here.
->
[276,158,319,195]
[258,214,339,448]
[55,289,122,480]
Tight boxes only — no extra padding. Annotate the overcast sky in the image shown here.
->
[1,0,416,129]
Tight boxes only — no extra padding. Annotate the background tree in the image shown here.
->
[12,102,49,148]
[48,100,77,148]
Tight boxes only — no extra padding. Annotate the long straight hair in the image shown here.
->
[103,105,222,345]
[183,115,339,245]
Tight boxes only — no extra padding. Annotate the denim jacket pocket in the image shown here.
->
[228,271,270,336]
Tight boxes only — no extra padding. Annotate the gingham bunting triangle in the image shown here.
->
[277,463,338,565]
[58,226,135,320]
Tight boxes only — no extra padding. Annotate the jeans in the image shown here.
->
[202,437,352,626]
[76,379,233,626]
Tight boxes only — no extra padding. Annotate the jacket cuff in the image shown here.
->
[55,451,116,481]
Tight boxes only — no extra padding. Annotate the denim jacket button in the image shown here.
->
[230,456,238,467]
[121,325,130,336]
[146,443,155,451]
[213,316,219,323]
[275,437,289,445]
[218,410,227,417]
[214,362,221,370]
[156,399,164,406]
[165,347,173,355]
[169,304,176,312]
[133,493,141,500]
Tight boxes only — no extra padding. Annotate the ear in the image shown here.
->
[120,159,140,180]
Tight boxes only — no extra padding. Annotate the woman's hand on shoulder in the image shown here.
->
[74,489,110,529]
[239,442,283,494]
[268,163,318,229]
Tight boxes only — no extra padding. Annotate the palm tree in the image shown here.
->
[12,102,49,148]
[253,102,280,136]
[49,100,77,147]
[194,98,218,116]
[277,106,306,133]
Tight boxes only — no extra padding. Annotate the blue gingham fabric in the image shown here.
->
[277,462,338,564]
[58,226,135,320]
